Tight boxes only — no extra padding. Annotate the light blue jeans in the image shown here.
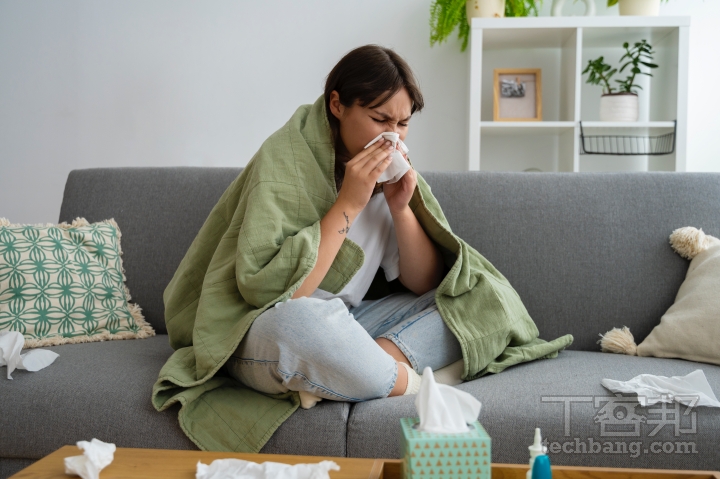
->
[226,288,463,402]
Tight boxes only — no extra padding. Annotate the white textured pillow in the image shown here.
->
[637,234,720,364]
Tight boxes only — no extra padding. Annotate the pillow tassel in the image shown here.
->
[598,326,637,355]
[669,227,710,260]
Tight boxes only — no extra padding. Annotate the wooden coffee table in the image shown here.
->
[10,446,720,479]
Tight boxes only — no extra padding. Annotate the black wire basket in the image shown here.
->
[579,121,676,156]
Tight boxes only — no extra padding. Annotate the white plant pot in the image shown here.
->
[551,0,596,16]
[618,0,660,16]
[599,93,639,122]
[466,0,505,20]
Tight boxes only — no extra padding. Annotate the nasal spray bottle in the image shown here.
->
[527,428,551,479]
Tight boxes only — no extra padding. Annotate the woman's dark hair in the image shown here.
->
[324,45,424,188]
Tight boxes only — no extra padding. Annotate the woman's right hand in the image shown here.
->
[336,139,394,213]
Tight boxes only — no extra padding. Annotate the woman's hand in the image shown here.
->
[336,140,394,214]
[383,147,416,216]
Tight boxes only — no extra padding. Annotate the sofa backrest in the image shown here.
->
[422,171,720,351]
[60,168,720,350]
[60,167,239,335]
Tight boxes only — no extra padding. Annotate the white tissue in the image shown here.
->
[602,370,720,407]
[196,458,340,479]
[415,366,482,433]
[363,132,411,184]
[0,331,59,379]
[64,438,116,479]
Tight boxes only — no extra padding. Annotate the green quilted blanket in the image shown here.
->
[152,95,573,452]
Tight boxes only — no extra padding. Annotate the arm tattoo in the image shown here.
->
[338,212,350,234]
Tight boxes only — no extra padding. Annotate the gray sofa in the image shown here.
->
[2,168,720,478]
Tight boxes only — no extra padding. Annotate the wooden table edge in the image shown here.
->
[10,446,720,479]
[492,463,720,478]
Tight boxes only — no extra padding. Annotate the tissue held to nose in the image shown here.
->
[415,366,482,434]
[363,131,411,185]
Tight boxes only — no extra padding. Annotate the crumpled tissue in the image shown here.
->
[602,369,720,407]
[64,438,116,479]
[364,132,411,184]
[415,366,482,433]
[0,331,58,379]
[196,458,340,479]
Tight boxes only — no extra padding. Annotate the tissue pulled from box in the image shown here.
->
[602,369,720,407]
[64,438,116,479]
[196,458,340,479]
[415,366,482,434]
[0,331,58,379]
[363,132,411,184]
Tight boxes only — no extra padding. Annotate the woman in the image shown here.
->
[224,45,463,405]
[155,44,568,453]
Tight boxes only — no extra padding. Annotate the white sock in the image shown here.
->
[399,362,422,395]
[298,390,323,409]
[432,359,464,386]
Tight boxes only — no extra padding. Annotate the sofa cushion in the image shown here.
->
[59,168,242,334]
[637,236,720,365]
[60,170,720,347]
[0,218,154,348]
[0,335,349,460]
[421,172,720,351]
[346,351,720,471]
[0,336,194,459]
[0,458,34,478]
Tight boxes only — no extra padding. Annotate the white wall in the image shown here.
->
[0,0,718,223]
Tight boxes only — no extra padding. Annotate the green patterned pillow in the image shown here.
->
[0,217,154,348]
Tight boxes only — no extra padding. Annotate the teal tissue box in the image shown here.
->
[400,417,491,479]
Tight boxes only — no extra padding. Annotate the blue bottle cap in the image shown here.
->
[531,454,551,479]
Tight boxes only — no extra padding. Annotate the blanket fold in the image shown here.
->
[152,95,573,452]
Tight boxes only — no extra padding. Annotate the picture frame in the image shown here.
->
[493,68,542,122]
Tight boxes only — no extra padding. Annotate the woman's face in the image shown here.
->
[329,88,412,160]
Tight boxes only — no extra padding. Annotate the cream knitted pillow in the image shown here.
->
[599,228,720,365]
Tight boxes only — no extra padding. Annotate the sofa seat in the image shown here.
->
[347,351,720,470]
[0,335,350,465]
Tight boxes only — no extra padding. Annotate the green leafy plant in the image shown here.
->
[582,40,658,95]
[506,0,541,17]
[430,0,470,51]
[430,0,542,52]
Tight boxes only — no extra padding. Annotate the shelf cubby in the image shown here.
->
[468,16,689,173]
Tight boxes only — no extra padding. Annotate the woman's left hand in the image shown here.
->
[383,148,416,216]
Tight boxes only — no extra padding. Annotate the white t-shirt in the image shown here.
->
[310,193,400,307]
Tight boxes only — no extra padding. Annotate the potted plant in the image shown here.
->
[551,0,596,16]
[467,0,506,19]
[608,0,669,16]
[582,39,658,122]
[430,0,541,52]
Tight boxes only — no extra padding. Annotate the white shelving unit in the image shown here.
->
[468,16,689,172]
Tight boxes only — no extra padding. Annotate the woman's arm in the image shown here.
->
[391,200,444,296]
[291,201,358,299]
[292,139,395,299]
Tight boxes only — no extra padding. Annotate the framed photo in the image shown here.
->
[493,68,542,122]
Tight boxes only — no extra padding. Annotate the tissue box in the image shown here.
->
[400,417,491,479]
